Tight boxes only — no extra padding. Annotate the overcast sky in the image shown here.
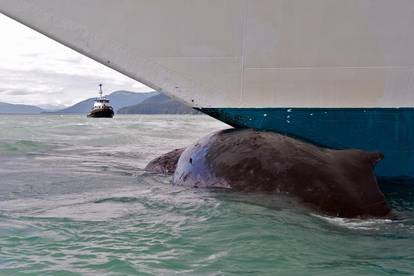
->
[0,14,152,107]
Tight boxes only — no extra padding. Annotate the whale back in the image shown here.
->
[174,129,391,218]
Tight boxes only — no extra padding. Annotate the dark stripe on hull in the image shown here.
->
[198,107,414,178]
[87,109,114,118]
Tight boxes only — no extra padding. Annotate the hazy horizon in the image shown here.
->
[0,14,152,107]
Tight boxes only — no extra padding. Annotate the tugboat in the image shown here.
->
[87,84,114,118]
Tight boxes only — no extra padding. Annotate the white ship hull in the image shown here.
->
[1,0,414,177]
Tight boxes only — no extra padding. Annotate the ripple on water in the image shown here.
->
[0,140,50,155]
[1,180,414,275]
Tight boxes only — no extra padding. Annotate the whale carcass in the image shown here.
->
[147,129,391,218]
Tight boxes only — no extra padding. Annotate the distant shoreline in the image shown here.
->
[1,90,199,115]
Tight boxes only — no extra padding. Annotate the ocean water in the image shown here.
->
[0,115,413,276]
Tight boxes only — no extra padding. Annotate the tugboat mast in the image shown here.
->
[99,84,103,98]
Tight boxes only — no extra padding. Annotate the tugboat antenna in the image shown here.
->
[99,84,103,98]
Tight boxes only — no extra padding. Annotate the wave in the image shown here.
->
[311,213,394,231]
[0,140,49,155]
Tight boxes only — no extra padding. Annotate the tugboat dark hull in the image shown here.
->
[87,108,114,118]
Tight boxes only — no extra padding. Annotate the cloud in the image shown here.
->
[0,14,152,106]
[3,90,33,96]
[0,67,151,106]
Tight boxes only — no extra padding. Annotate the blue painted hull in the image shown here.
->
[198,108,414,178]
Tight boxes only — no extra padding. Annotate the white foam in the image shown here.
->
[311,213,393,230]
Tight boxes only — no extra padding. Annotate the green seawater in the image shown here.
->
[0,115,413,275]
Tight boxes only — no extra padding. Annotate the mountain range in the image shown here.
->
[49,90,158,114]
[118,94,199,114]
[0,90,198,115]
[0,102,44,114]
